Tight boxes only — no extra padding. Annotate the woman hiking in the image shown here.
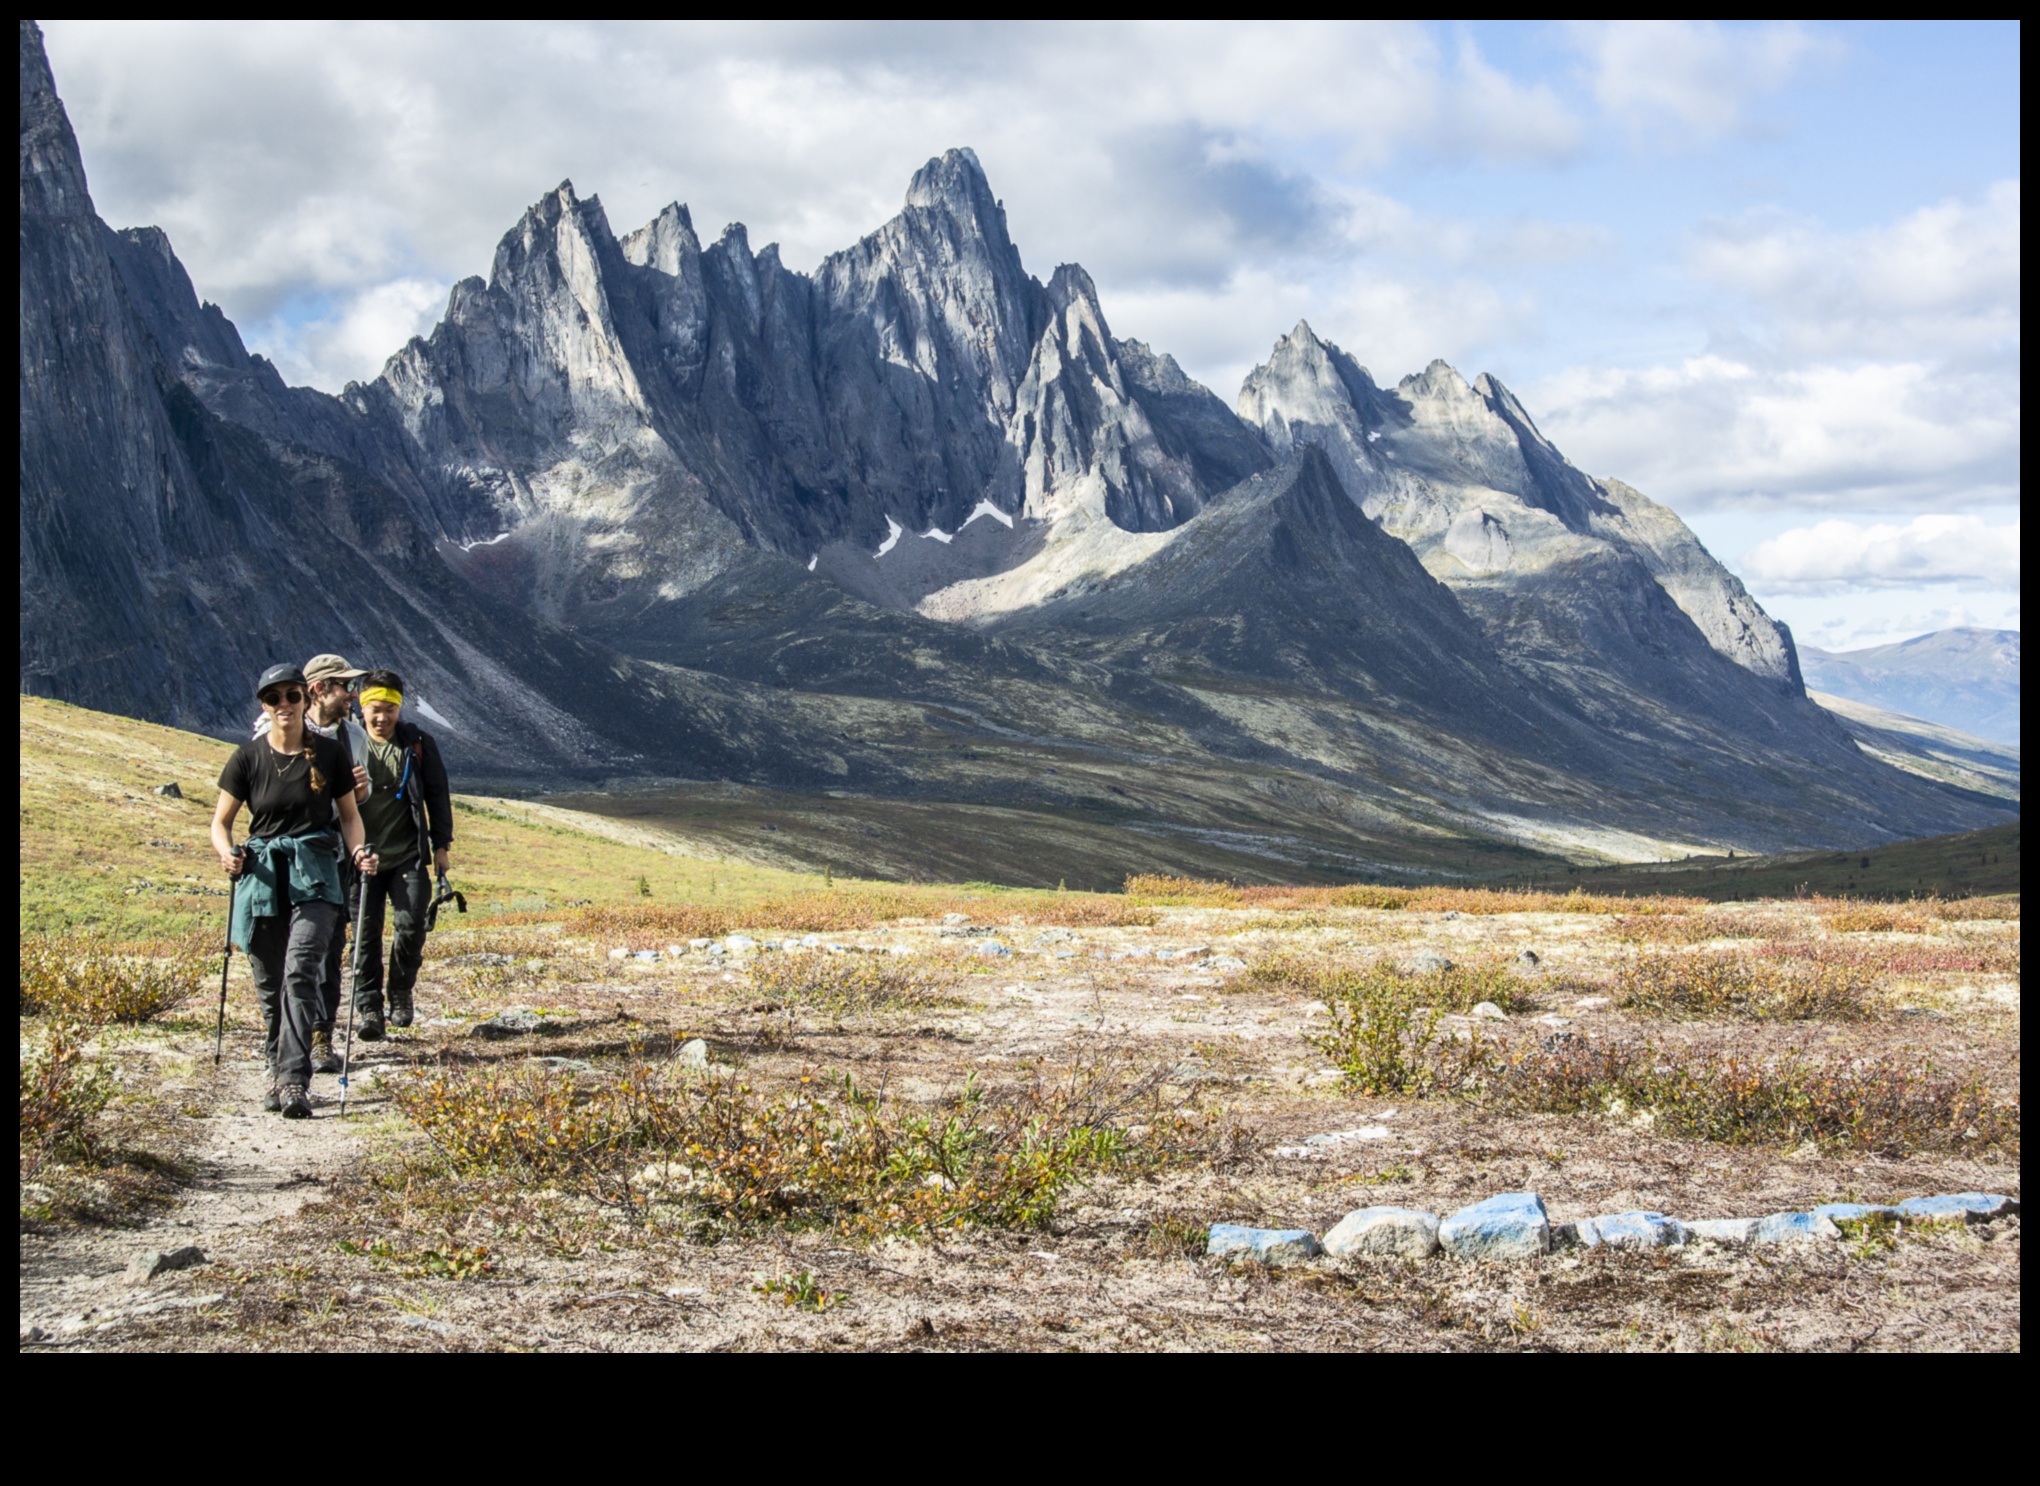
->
[211,663,378,1119]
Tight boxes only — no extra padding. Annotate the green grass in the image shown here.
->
[1487,823,2019,903]
[18,696,827,936]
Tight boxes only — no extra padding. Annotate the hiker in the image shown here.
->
[256,654,372,1076]
[350,668,454,1038]
[212,664,379,1120]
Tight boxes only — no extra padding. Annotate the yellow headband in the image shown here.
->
[359,686,403,707]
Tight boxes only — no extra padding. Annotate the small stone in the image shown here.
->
[1750,1211,1837,1244]
[1030,928,1076,946]
[152,782,182,799]
[1572,996,1612,1012]
[1408,951,1454,974]
[528,1056,597,1075]
[978,942,1012,957]
[725,934,758,952]
[1206,1224,1323,1266]
[1540,1030,1579,1052]
[706,943,725,956]
[1516,949,1540,968]
[1439,1192,1550,1260]
[689,938,713,950]
[124,1245,207,1285]
[676,1038,710,1069]
[663,944,685,958]
[607,947,630,961]
[1323,1207,1439,1259]
[941,913,971,926]
[1207,955,1247,972]
[1686,1218,1760,1245]
[1895,1192,2020,1224]
[1470,1001,1507,1021]
[634,949,659,962]
[399,1315,457,1337]
[1812,1202,1902,1225]
[1572,1211,1688,1250]
[801,934,823,948]
[471,1008,563,1039]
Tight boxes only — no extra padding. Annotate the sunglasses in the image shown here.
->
[260,687,306,707]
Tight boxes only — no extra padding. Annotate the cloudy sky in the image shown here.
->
[42,20,2019,651]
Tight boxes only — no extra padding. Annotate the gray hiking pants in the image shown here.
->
[248,900,340,1088]
[354,862,429,1015]
[315,859,359,1033]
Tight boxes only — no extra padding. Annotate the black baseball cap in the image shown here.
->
[255,662,308,700]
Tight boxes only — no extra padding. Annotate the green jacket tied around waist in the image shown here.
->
[230,831,344,951]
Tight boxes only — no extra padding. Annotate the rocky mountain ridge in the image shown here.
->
[19,21,2012,870]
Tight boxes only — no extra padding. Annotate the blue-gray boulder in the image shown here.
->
[1207,1224,1323,1265]
[1440,1192,1549,1259]
[1812,1202,1901,1224]
[1574,1211,1688,1250]
[1751,1211,1835,1243]
[1896,1192,2019,1223]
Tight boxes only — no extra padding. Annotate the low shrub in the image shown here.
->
[749,954,959,1013]
[19,1019,115,1173]
[1258,956,1521,1096]
[1817,900,1933,934]
[393,1049,1206,1236]
[1124,875,1243,908]
[1610,913,1767,945]
[1615,949,1874,1020]
[1483,1036,2018,1156]
[19,933,208,1023]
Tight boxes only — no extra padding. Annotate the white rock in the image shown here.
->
[1470,1001,1508,1020]
[1686,1218,1759,1245]
[1572,995,1613,1012]
[1324,1207,1440,1260]
[607,947,630,961]
[676,1039,710,1069]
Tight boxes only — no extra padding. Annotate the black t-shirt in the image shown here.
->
[217,732,354,839]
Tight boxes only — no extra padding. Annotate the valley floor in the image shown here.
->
[21,894,2020,1352]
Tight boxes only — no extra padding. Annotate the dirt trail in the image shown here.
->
[19,1026,405,1346]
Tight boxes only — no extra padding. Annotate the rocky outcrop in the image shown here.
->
[1237,321,1803,690]
[20,22,2013,858]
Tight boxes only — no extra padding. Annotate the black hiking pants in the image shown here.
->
[248,900,340,1089]
[354,861,429,1016]
[315,857,359,1033]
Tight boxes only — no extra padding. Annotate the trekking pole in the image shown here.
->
[339,858,372,1119]
[214,846,246,1066]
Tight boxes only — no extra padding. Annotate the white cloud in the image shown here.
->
[1690,181,2020,361]
[40,20,1586,390]
[247,277,448,391]
[1738,515,2020,593]
[1532,354,2020,511]
[1567,20,1833,142]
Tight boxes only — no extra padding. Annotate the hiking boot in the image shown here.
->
[388,991,414,1030]
[263,1085,282,1113]
[278,1084,313,1120]
[356,1012,386,1043]
[310,1026,341,1074]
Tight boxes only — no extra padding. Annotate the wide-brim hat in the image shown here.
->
[304,653,368,685]
[255,662,308,700]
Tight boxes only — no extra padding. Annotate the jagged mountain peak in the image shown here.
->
[904,146,994,213]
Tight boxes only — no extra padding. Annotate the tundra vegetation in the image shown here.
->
[19,700,2021,1351]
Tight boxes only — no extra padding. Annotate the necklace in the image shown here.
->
[268,742,303,776]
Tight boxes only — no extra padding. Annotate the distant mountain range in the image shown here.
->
[1802,630,2020,745]
[16,21,2012,874]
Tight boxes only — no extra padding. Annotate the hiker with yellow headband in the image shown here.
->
[350,668,454,1038]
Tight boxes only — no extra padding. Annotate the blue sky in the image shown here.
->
[42,20,2019,650]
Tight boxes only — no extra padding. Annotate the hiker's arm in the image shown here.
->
[336,789,377,877]
[212,791,245,874]
[353,767,369,805]
[422,733,454,871]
